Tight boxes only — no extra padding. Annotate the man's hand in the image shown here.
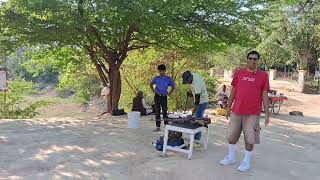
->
[264,115,270,126]
[191,107,196,116]
[226,108,231,119]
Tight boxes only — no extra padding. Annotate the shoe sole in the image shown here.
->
[219,161,236,165]
[237,168,250,172]
[237,166,250,172]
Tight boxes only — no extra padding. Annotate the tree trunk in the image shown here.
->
[298,50,310,70]
[86,48,111,113]
[109,64,122,112]
[89,52,108,87]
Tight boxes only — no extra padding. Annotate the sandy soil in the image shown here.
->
[0,86,319,180]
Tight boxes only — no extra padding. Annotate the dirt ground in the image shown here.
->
[0,85,320,180]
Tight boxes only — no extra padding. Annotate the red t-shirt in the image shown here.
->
[231,68,270,115]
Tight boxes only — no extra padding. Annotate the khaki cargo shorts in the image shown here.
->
[227,112,261,144]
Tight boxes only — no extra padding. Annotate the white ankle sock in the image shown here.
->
[243,150,253,163]
[228,144,236,158]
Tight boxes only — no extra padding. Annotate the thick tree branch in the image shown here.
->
[96,56,110,81]
[84,44,109,86]
[89,26,116,61]
[127,45,149,51]
[118,24,137,63]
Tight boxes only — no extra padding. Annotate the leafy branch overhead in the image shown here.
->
[0,0,273,111]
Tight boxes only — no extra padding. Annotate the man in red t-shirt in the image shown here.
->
[219,51,270,172]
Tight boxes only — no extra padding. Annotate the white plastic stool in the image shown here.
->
[162,123,209,160]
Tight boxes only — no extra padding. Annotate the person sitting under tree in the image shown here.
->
[132,91,153,116]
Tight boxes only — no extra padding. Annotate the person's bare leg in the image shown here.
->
[98,96,110,117]
[98,111,109,117]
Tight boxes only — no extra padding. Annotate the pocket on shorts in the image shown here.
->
[227,114,242,142]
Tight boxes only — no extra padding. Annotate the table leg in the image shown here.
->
[188,134,194,160]
[163,129,169,156]
[204,127,209,150]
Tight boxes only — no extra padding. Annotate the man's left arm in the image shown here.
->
[262,73,270,126]
[262,90,270,126]
[168,78,175,96]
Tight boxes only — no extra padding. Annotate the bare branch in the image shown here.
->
[119,24,137,63]
[84,44,109,86]
[127,45,149,51]
[96,55,110,77]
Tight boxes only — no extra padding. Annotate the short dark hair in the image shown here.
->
[157,64,166,71]
[137,91,143,97]
[247,51,260,60]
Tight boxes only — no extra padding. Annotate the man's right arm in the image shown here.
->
[226,69,239,119]
[226,87,236,119]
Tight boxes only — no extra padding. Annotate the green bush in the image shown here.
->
[119,50,219,112]
[0,78,52,119]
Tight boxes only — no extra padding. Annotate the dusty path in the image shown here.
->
[0,89,319,180]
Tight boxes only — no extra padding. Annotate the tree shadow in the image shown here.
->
[0,117,158,179]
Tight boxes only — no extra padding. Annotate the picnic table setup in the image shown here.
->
[160,113,212,160]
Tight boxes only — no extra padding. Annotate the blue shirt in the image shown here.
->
[151,75,175,95]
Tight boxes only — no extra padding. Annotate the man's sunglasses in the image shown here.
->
[248,57,258,61]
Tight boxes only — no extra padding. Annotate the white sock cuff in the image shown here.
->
[245,150,253,155]
[243,150,253,162]
[229,144,236,149]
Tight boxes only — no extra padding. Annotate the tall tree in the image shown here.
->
[290,0,320,70]
[258,0,320,70]
[0,0,270,112]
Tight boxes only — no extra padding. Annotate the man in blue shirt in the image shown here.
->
[150,64,175,131]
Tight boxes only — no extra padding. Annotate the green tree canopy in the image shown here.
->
[0,0,272,112]
[255,0,320,70]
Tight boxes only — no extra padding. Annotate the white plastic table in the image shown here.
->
[162,122,209,160]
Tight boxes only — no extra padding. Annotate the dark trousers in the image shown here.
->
[154,94,169,127]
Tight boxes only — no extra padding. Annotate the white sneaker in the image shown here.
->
[237,161,250,172]
[194,140,201,144]
[219,155,236,165]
